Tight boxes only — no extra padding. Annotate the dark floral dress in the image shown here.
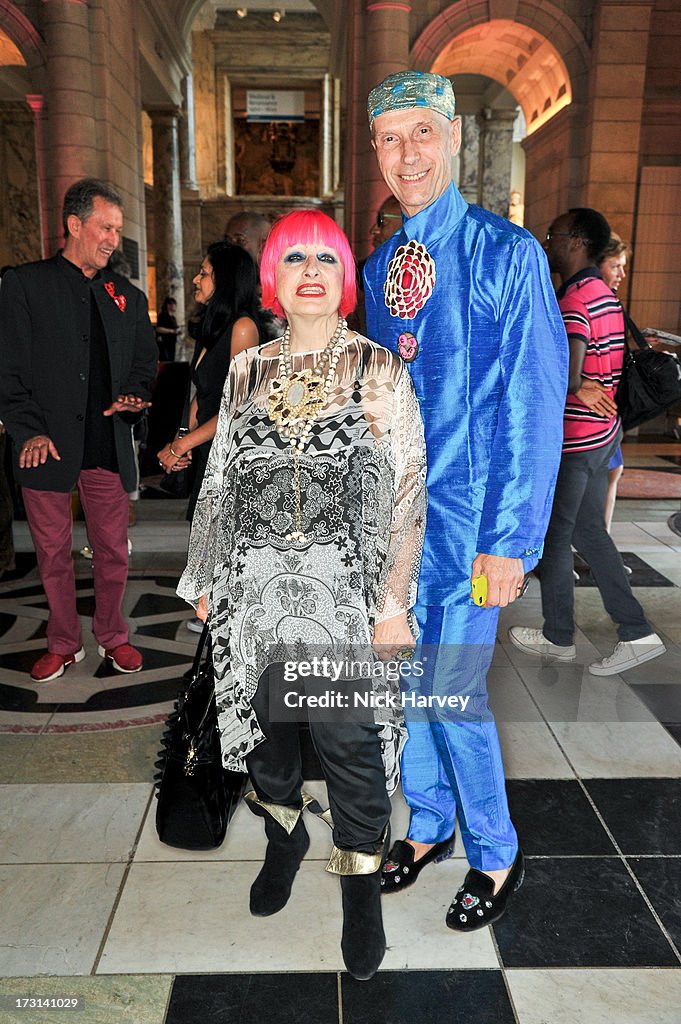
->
[177,333,426,793]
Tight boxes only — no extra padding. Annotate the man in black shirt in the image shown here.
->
[0,178,157,681]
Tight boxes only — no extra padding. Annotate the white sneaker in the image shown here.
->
[588,633,666,676]
[508,626,576,661]
[186,616,204,634]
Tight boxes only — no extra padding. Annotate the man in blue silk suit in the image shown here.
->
[364,71,567,931]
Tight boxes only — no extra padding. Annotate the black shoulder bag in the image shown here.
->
[617,311,681,431]
[154,623,247,849]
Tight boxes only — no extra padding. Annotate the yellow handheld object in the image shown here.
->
[471,574,487,606]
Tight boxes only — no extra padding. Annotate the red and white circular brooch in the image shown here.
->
[384,239,436,319]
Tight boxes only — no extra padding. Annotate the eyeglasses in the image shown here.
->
[376,212,401,228]
[544,230,574,241]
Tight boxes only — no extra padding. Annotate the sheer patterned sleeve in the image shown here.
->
[176,358,237,608]
[375,364,427,623]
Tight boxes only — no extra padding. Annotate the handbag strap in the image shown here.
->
[178,367,193,432]
[185,620,211,694]
[622,308,648,351]
[184,621,216,730]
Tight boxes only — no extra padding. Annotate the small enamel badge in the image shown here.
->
[397,331,419,362]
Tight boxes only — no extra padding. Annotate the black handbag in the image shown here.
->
[617,311,681,431]
[159,373,194,498]
[158,450,193,498]
[154,623,247,849]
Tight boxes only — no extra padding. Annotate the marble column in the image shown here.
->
[40,0,97,252]
[26,95,49,259]
[320,73,334,198]
[333,77,342,195]
[365,1,411,92]
[362,1,411,254]
[178,76,198,194]
[222,75,235,197]
[459,115,480,206]
[0,101,44,265]
[150,110,185,350]
[479,108,517,218]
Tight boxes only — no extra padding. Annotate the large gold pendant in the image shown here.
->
[267,368,325,432]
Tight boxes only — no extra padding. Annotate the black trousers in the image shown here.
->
[246,666,391,854]
[0,433,15,573]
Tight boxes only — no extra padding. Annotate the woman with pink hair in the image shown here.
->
[178,209,426,980]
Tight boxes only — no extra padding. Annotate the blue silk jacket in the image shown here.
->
[364,183,568,606]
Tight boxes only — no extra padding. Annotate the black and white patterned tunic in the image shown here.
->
[177,333,426,793]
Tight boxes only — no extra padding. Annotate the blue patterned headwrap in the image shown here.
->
[367,71,456,128]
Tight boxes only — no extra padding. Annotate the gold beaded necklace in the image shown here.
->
[267,316,348,542]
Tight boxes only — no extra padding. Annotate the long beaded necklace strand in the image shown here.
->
[267,316,348,542]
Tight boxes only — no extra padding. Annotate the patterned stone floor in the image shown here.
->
[1,491,681,1024]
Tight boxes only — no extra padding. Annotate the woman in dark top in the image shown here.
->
[157,241,265,520]
[155,296,181,361]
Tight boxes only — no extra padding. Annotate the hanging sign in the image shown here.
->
[246,90,305,123]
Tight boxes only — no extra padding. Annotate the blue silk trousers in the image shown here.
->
[401,601,518,871]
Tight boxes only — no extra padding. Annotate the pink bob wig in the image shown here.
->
[260,209,357,319]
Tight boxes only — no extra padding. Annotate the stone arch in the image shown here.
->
[411,0,590,132]
[0,0,47,91]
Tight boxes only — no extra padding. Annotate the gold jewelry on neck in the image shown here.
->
[266,316,348,543]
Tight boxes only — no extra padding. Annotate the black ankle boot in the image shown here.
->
[340,870,386,981]
[250,815,310,917]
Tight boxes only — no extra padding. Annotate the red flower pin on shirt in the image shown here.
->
[104,281,127,312]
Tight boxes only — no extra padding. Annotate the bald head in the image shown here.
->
[224,211,271,265]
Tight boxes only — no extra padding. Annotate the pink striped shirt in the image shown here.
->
[558,273,624,453]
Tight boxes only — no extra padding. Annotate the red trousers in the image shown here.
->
[23,469,130,655]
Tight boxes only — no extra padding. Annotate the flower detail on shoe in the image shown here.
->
[461,892,480,910]
[381,836,455,893]
[446,850,525,933]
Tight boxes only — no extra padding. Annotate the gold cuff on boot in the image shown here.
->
[325,825,389,876]
[302,791,334,829]
[244,789,334,834]
[244,791,302,835]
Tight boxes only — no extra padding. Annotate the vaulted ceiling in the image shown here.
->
[170,0,335,38]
